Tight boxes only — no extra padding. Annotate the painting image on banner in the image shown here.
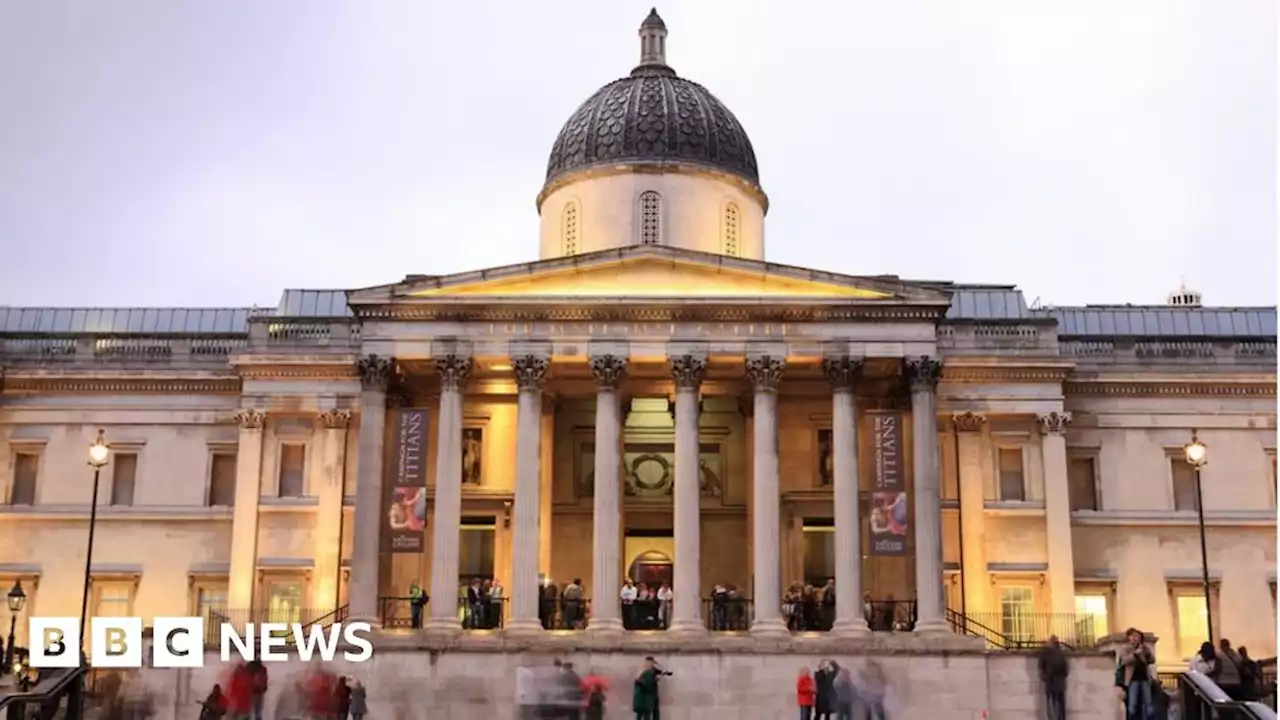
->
[386,408,428,553]
[870,412,907,555]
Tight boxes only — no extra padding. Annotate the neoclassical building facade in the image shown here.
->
[0,11,1275,667]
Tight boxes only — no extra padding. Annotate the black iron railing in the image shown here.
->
[704,596,753,631]
[461,596,510,630]
[947,608,1040,650]
[865,599,916,633]
[378,596,424,629]
[621,598,666,630]
[203,607,342,647]
[539,596,590,630]
[957,611,1095,649]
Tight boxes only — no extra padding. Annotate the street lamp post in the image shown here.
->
[1183,429,1212,645]
[81,429,110,663]
[5,580,25,673]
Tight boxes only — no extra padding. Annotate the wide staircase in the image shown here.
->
[0,665,88,720]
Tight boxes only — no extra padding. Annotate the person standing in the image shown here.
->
[1215,638,1245,700]
[1038,635,1070,720]
[633,658,660,720]
[348,679,367,720]
[797,666,817,720]
[833,667,857,720]
[814,661,837,720]
[1119,628,1156,720]
[620,581,638,630]
[409,581,426,630]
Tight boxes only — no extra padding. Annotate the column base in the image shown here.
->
[423,617,461,633]
[586,618,625,634]
[666,619,707,635]
[503,619,546,634]
[913,618,952,636]
[748,618,788,637]
[831,618,871,637]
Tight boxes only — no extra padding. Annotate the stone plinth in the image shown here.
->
[130,632,1122,720]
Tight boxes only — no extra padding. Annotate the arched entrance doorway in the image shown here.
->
[628,550,673,588]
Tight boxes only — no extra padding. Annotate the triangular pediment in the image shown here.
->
[345,247,953,310]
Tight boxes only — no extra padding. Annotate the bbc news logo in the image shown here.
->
[28,618,374,668]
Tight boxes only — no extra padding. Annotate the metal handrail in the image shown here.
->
[1179,671,1277,719]
[0,666,87,715]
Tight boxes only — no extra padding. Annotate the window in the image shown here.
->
[459,516,496,584]
[998,447,1026,501]
[562,202,579,256]
[1067,453,1098,510]
[1000,586,1035,643]
[802,519,835,588]
[1174,593,1209,660]
[1074,594,1109,644]
[92,582,134,618]
[278,444,306,498]
[638,191,661,245]
[722,202,740,256]
[193,581,228,619]
[10,452,39,505]
[1170,457,1199,511]
[110,453,138,506]
[208,452,237,507]
[262,578,304,623]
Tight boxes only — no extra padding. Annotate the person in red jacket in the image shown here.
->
[223,663,253,720]
[797,666,817,720]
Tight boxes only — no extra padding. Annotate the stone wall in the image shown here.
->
[132,638,1122,720]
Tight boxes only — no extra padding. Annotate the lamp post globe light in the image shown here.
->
[1183,429,1212,644]
[4,580,25,673]
[80,429,110,663]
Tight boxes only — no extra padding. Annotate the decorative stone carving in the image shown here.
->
[318,409,351,430]
[590,354,629,389]
[745,356,785,392]
[952,412,986,433]
[1038,411,1073,435]
[822,356,864,390]
[668,355,706,390]
[234,409,266,430]
[905,356,943,393]
[357,354,393,393]
[512,354,550,391]
[435,355,473,392]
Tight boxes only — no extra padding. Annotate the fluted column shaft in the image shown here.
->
[508,355,549,630]
[427,355,472,627]
[350,355,392,623]
[590,355,627,632]
[747,356,785,634]
[826,357,868,635]
[228,409,266,611]
[1039,412,1076,615]
[313,410,350,611]
[907,356,947,633]
[669,355,706,632]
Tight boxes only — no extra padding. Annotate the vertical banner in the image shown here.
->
[869,412,908,555]
[385,408,428,553]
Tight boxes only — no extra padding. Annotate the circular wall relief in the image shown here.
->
[630,454,672,494]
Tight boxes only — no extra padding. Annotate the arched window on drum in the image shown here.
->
[562,201,580,256]
[722,201,740,256]
[638,191,662,245]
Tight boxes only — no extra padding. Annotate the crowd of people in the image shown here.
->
[620,580,673,630]
[795,659,889,720]
[199,660,366,720]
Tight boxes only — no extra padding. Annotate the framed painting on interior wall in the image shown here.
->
[817,429,833,487]
[461,427,484,486]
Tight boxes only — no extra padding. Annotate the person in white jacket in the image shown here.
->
[1189,641,1218,676]
[620,581,638,629]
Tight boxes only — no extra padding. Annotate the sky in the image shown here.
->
[0,1,1275,309]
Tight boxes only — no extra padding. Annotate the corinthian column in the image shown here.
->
[589,354,627,633]
[313,409,351,611]
[508,354,549,631]
[824,357,869,636]
[1039,411,1076,615]
[746,355,786,635]
[350,355,392,623]
[668,354,707,633]
[906,356,948,634]
[228,409,266,611]
[427,354,472,628]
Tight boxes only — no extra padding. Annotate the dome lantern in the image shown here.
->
[636,8,670,72]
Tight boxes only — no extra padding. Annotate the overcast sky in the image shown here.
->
[0,1,1274,309]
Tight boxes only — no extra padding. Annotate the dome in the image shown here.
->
[540,10,762,205]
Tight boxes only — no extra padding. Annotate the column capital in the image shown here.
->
[822,356,864,390]
[952,412,987,433]
[904,355,942,393]
[357,354,395,393]
[318,409,351,430]
[435,355,473,392]
[745,355,785,393]
[512,354,550,391]
[590,354,628,390]
[668,354,706,390]
[1038,411,1073,435]
[234,409,266,430]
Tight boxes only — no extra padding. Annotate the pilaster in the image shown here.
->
[227,408,266,611]
[952,412,989,616]
[313,409,350,611]
[1039,411,1075,615]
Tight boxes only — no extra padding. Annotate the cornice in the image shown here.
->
[1064,379,1276,398]
[238,365,360,380]
[354,303,949,324]
[942,364,1073,383]
[1,376,241,395]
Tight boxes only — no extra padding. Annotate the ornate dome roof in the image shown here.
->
[541,10,761,200]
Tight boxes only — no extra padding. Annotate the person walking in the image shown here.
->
[1038,635,1069,720]
[632,658,660,720]
[833,667,857,720]
[797,666,817,720]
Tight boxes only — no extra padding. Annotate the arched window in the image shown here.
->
[723,202,740,256]
[638,191,662,245]
[562,201,580,256]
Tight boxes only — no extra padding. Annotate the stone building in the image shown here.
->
[0,10,1275,682]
